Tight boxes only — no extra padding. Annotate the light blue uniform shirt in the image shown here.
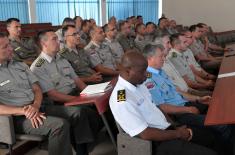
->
[144,67,187,106]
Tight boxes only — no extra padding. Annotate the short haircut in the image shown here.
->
[81,20,90,29]
[170,33,183,47]
[62,17,75,27]
[37,29,54,42]
[153,33,170,45]
[6,18,20,27]
[189,25,198,32]
[143,44,164,59]
[102,24,109,33]
[62,25,76,37]
[146,22,156,27]
[197,23,206,27]
[108,16,116,23]
[119,21,128,31]
[137,15,142,19]
[73,16,82,21]
[158,17,167,26]
[135,23,145,33]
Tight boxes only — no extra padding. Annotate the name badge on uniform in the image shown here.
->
[0,80,10,86]
[117,90,126,102]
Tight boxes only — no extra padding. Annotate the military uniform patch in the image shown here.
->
[117,90,126,102]
[146,72,152,78]
[35,58,45,67]
[59,48,68,54]
[171,52,177,58]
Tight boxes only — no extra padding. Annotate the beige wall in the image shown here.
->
[162,0,235,32]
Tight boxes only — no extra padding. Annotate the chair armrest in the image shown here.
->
[117,133,152,155]
[0,115,16,145]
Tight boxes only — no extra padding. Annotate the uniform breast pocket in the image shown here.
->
[0,80,12,94]
[18,71,28,80]
[62,67,71,76]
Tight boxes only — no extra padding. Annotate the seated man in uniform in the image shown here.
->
[6,18,39,65]
[134,23,150,52]
[189,25,221,74]
[143,44,231,153]
[60,25,102,84]
[85,26,119,80]
[30,30,102,155]
[109,51,217,155]
[182,30,216,80]
[0,32,73,155]
[103,24,124,63]
[168,33,215,90]
[117,21,137,52]
[153,33,212,96]
[145,22,158,42]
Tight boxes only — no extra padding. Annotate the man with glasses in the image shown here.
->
[59,25,103,84]
[103,24,124,63]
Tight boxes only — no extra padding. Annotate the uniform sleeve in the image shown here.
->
[118,37,131,51]
[144,80,165,106]
[30,66,54,93]
[168,57,188,77]
[189,44,200,56]
[110,96,148,137]
[63,59,78,80]
[86,49,102,68]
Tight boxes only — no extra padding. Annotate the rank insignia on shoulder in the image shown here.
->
[35,58,45,67]
[171,52,177,58]
[15,47,21,51]
[146,72,152,78]
[90,45,96,49]
[117,90,126,102]
[59,48,67,54]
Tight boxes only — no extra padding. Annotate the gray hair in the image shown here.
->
[143,44,164,59]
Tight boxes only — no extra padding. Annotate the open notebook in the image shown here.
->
[80,81,112,96]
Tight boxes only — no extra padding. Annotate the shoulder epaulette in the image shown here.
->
[146,72,152,78]
[59,48,68,54]
[35,58,45,67]
[117,89,126,102]
[171,52,177,58]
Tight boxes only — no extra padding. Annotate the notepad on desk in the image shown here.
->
[218,72,235,79]
[80,81,112,95]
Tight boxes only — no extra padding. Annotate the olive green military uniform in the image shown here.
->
[0,60,73,155]
[117,33,136,51]
[9,37,39,63]
[79,30,90,45]
[59,46,95,78]
[30,52,101,145]
[103,38,124,63]
[84,41,116,70]
[167,49,196,81]
[134,34,150,52]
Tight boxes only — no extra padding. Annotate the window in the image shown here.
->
[0,0,29,23]
[106,0,159,23]
[36,0,100,25]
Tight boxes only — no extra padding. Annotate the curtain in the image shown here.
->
[36,0,100,25]
[0,0,29,23]
[107,0,158,24]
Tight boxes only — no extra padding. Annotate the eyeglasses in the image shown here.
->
[65,32,80,37]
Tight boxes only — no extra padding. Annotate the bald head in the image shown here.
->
[120,51,148,86]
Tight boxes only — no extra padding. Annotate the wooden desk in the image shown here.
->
[64,79,117,150]
[205,51,235,125]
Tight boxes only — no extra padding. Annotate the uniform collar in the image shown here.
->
[41,52,58,63]
[170,48,182,56]
[91,41,100,48]
[65,45,78,54]
[147,66,161,75]
[105,37,113,43]
[118,76,137,92]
